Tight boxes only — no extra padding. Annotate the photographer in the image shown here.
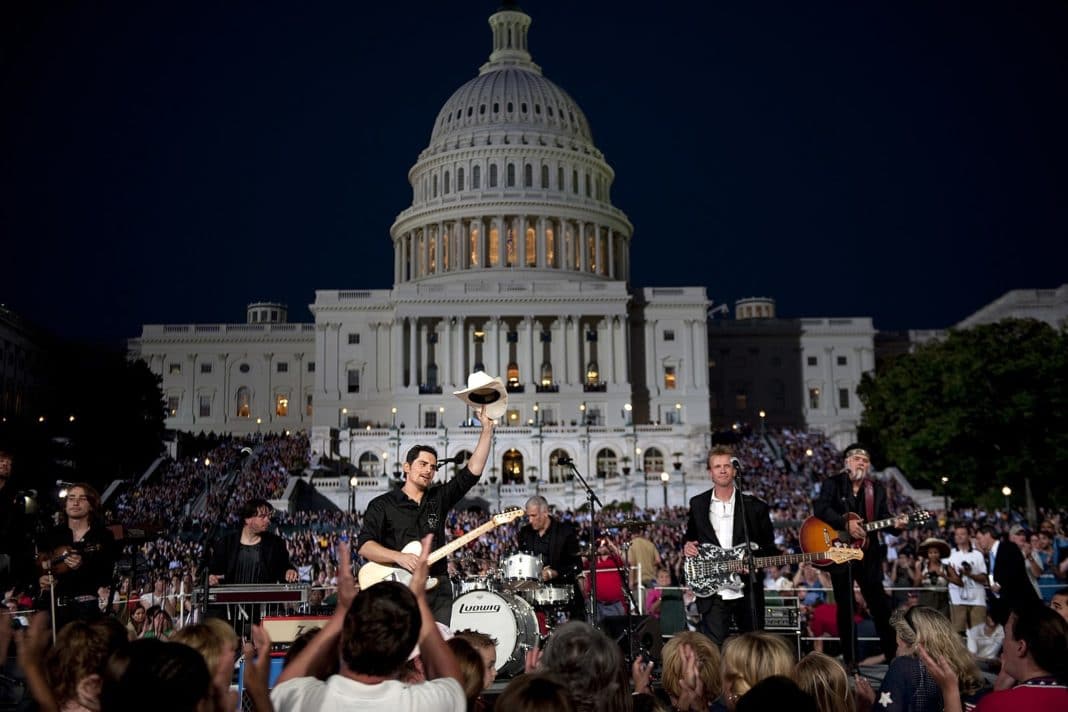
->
[913,537,951,618]
[945,524,988,635]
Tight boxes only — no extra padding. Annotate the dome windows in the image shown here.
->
[541,165,549,189]
[479,104,486,115]
[521,102,528,113]
[493,102,499,113]
[547,106,554,117]
[534,103,541,115]
[457,167,465,191]
[489,164,498,188]
[472,165,481,189]
[506,163,516,187]
[507,101,514,112]
[524,164,533,188]
[467,106,473,117]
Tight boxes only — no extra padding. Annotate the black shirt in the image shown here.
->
[39,522,116,600]
[515,518,582,583]
[357,467,480,577]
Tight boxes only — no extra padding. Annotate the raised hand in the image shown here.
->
[409,534,433,598]
[336,539,356,611]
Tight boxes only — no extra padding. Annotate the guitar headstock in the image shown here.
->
[494,507,524,526]
[903,510,931,528]
[825,547,864,564]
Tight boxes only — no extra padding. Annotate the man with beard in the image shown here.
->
[813,444,907,669]
[358,406,494,624]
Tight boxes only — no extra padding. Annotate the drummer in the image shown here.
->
[515,496,585,622]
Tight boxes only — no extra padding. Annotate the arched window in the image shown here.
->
[506,163,515,187]
[358,451,381,477]
[541,165,549,189]
[426,363,438,388]
[472,165,481,189]
[642,447,664,475]
[585,360,599,385]
[549,448,570,483]
[540,361,553,387]
[524,164,533,187]
[432,174,438,198]
[596,448,618,479]
[457,167,465,191]
[557,166,564,190]
[525,226,536,267]
[489,164,498,188]
[235,387,251,418]
[506,361,519,386]
[572,170,578,193]
[444,170,450,194]
[503,449,524,484]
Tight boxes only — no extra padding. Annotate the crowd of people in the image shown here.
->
[3,425,1068,711]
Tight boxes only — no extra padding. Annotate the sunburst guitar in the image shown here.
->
[799,509,930,567]
[357,507,524,590]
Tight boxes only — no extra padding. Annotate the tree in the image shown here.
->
[857,319,1068,504]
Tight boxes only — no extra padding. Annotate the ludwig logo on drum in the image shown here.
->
[458,603,502,613]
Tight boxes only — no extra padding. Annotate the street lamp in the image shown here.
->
[348,475,358,514]
[340,407,347,429]
[579,402,587,425]
[623,402,633,425]
[382,452,389,478]
[1001,485,1012,514]
[940,476,950,513]
[674,402,682,424]
[533,402,539,426]
[758,410,766,436]
[391,406,398,428]
[660,471,670,510]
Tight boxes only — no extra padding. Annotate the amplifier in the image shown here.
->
[261,615,332,644]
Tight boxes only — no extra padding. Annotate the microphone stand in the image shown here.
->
[605,535,641,664]
[733,465,760,635]
[566,460,602,626]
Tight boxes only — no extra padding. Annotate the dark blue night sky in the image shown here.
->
[3,2,1066,346]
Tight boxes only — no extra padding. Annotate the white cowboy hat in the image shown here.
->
[453,371,508,421]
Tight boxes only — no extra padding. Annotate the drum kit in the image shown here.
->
[450,551,574,677]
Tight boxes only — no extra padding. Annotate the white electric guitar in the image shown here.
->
[357,507,524,590]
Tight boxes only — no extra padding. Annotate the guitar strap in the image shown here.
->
[864,480,875,525]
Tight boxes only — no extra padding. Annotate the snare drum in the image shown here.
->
[501,553,542,592]
[451,590,539,677]
[522,585,572,607]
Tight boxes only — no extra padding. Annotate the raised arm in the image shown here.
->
[463,407,496,477]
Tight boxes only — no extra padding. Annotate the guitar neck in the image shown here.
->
[864,516,898,533]
[751,551,828,569]
[427,520,498,566]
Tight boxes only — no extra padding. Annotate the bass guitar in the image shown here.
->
[358,507,524,590]
[684,544,863,598]
[799,509,930,567]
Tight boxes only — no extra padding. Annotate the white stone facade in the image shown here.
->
[129,6,711,511]
[799,317,876,449]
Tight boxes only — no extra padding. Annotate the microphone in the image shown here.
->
[434,454,467,469]
[555,456,574,465]
[730,457,743,472]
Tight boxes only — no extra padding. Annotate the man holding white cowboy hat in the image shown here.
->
[357,371,504,624]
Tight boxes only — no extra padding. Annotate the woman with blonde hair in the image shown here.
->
[796,652,857,712]
[720,631,796,709]
[877,605,988,712]
[660,631,722,711]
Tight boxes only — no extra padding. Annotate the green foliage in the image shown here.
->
[858,319,1068,504]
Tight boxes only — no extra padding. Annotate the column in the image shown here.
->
[487,318,500,377]
[594,225,604,275]
[614,314,628,386]
[498,215,507,267]
[466,321,476,378]
[561,318,571,385]
[437,221,445,273]
[454,318,466,386]
[316,323,329,394]
[644,320,658,396]
[394,241,401,284]
[607,230,615,279]
[294,352,304,421]
[600,317,613,385]
[579,222,589,272]
[262,353,274,422]
[331,323,342,399]
[218,354,229,423]
[408,318,418,389]
[525,316,536,387]
[417,320,427,388]
[517,215,527,269]
[570,317,582,386]
[550,318,563,387]
[186,354,197,422]
[479,217,488,268]
[537,217,547,268]
[391,319,403,391]
[440,319,452,389]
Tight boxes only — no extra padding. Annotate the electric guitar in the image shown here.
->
[684,543,863,598]
[799,509,930,567]
[357,507,524,590]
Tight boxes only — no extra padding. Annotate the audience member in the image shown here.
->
[720,631,797,710]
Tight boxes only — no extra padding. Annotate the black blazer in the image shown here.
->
[516,518,581,582]
[990,540,1042,618]
[813,473,898,549]
[209,530,295,584]
[684,488,778,559]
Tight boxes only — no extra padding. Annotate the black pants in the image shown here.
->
[829,558,895,665]
[696,587,764,648]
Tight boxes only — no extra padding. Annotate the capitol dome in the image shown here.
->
[390,2,633,286]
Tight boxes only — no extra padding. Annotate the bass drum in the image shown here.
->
[450,590,539,677]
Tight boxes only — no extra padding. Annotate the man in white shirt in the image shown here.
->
[270,535,464,712]
[683,445,778,646]
[945,523,989,634]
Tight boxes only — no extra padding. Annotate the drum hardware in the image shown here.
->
[521,585,572,607]
[457,575,499,595]
[450,590,539,677]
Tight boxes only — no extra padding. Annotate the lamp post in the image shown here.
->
[758,410,766,436]
[391,406,398,428]
[660,471,670,511]
[339,407,347,429]
[940,476,950,513]
[1001,485,1012,515]
[675,402,682,425]
[348,475,358,514]
[381,452,389,478]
